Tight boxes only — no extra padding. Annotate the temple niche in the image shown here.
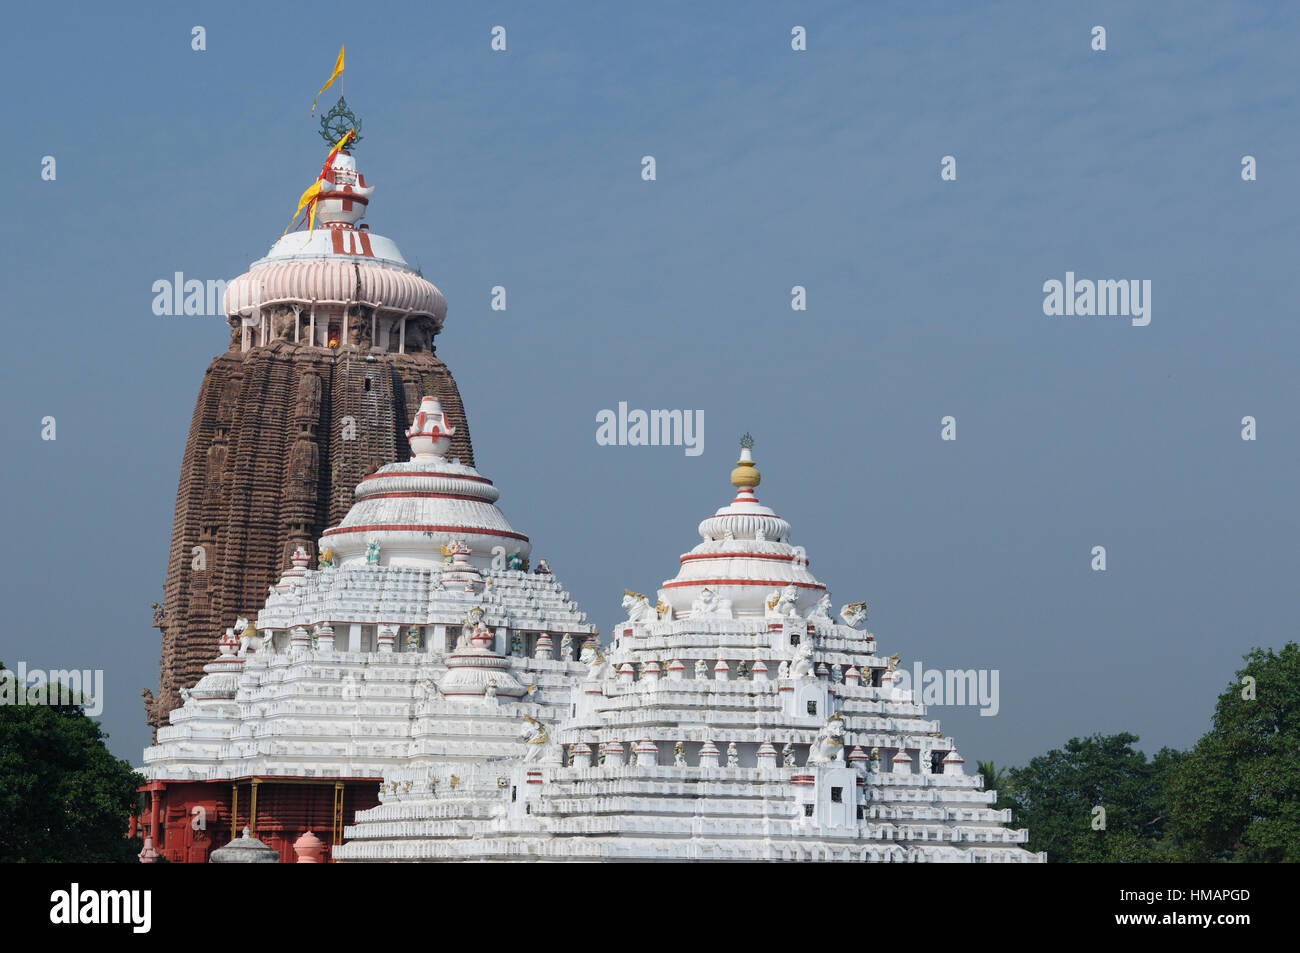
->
[271,307,297,341]
[403,317,438,353]
[295,372,321,423]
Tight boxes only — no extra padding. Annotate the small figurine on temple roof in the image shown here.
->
[736,660,750,680]
[789,640,815,680]
[840,602,868,629]
[365,539,381,564]
[621,590,656,623]
[691,586,734,619]
[656,599,672,620]
[506,551,526,571]
[727,742,740,768]
[534,557,551,574]
[807,713,846,764]
[581,640,609,680]
[887,652,901,671]
[560,633,573,661]
[674,741,686,767]
[694,658,709,680]
[234,616,263,657]
[765,585,800,620]
[511,633,523,656]
[317,548,334,569]
[782,742,796,767]
[406,628,420,650]
[807,594,834,623]
[520,712,551,764]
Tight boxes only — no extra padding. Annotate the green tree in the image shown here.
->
[975,759,1014,812]
[0,662,144,862]
[1165,643,1300,862]
[1005,732,1185,863]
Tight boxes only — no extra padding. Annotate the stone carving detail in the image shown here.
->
[520,717,551,764]
[581,641,610,681]
[690,587,733,619]
[840,602,868,629]
[289,439,320,496]
[788,640,815,680]
[621,590,656,622]
[234,616,264,656]
[765,585,800,619]
[203,444,227,501]
[296,372,322,421]
[807,714,846,764]
[807,594,834,623]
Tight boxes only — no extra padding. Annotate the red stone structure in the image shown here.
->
[135,777,380,864]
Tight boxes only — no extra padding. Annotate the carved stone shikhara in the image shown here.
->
[147,143,475,735]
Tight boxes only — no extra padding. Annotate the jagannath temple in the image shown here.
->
[331,440,1044,862]
[138,72,1038,862]
[144,97,474,738]
[137,97,596,862]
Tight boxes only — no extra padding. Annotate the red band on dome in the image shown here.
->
[679,552,799,564]
[360,471,494,486]
[660,579,825,590]
[322,524,529,542]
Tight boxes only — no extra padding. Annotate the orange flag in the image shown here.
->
[312,46,345,114]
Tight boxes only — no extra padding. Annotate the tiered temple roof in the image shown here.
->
[334,439,1045,862]
[142,399,597,784]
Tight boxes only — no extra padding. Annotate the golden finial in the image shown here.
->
[730,434,760,489]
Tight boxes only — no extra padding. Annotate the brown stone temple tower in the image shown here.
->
[146,106,475,733]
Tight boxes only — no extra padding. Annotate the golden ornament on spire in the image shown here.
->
[730,433,761,489]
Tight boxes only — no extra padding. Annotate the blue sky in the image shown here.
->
[2,1,1297,768]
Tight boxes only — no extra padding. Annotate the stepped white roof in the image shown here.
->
[335,438,1044,863]
[141,398,597,783]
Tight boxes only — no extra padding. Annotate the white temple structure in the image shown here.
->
[335,437,1045,862]
[141,397,597,784]
[223,145,446,353]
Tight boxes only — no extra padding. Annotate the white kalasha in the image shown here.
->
[322,397,529,567]
[141,399,596,784]
[335,440,1045,863]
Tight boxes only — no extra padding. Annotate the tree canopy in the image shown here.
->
[1165,642,1300,862]
[995,642,1299,862]
[0,662,144,863]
